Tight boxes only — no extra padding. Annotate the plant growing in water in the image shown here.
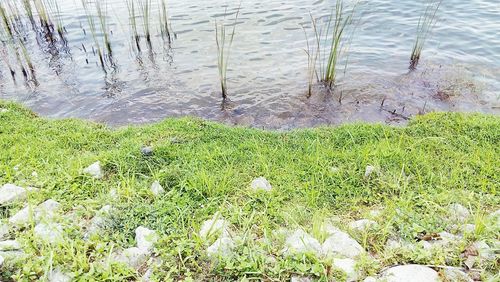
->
[125,0,140,50]
[409,0,442,70]
[81,0,105,70]
[159,0,172,43]
[139,0,152,47]
[95,0,112,55]
[215,8,240,101]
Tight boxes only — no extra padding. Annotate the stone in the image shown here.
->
[136,226,158,252]
[449,203,470,222]
[34,222,64,244]
[463,224,476,234]
[364,165,376,178]
[0,184,28,205]
[199,214,230,240]
[48,268,72,282]
[385,237,416,252]
[443,268,473,282]
[332,258,358,282]
[9,206,31,226]
[0,254,3,267]
[472,241,495,261]
[250,177,272,192]
[322,226,364,258]
[83,161,103,179]
[114,247,149,269]
[0,240,21,251]
[207,237,235,258]
[368,209,382,218]
[0,223,9,240]
[363,277,377,282]
[290,276,314,282]
[109,189,118,200]
[141,146,154,156]
[489,209,500,227]
[349,219,378,232]
[10,199,61,226]
[284,229,322,257]
[150,181,165,196]
[381,265,439,282]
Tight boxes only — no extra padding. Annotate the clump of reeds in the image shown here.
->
[215,8,240,100]
[21,0,34,24]
[81,0,105,70]
[95,0,112,55]
[125,0,140,50]
[139,0,152,47]
[159,0,172,43]
[45,0,65,41]
[33,0,52,34]
[303,0,357,97]
[409,0,442,70]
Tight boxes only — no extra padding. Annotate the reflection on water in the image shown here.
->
[0,0,499,129]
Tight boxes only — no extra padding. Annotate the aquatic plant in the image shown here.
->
[81,0,105,69]
[125,0,140,50]
[302,14,320,98]
[410,0,442,70]
[33,0,51,32]
[159,0,172,43]
[139,0,152,46]
[215,8,240,100]
[21,0,34,23]
[95,0,112,55]
[45,0,65,40]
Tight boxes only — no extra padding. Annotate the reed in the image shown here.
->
[139,0,152,46]
[33,0,51,32]
[409,0,442,70]
[45,0,64,39]
[215,8,240,100]
[302,14,320,98]
[81,0,105,70]
[125,0,140,50]
[21,0,34,23]
[95,0,112,55]
[159,0,172,43]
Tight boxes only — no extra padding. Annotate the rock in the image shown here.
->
[48,268,72,282]
[381,265,439,282]
[0,223,9,240]
[0,108,8,114]
[443,268,473,282]
[83,161,103,179]
[489,209,500,227]
[290,276,314,282]
[284,229,322,257]
[368,209,382,218]
[10,199,61,226]
[0,254,3,267]
[463,224,476,234]
[250,177,272,192]
[0,240,21,251]
[109,189,118,200]
[0,184,28,205]
[9,206,31,226]
[364,165,376,178]
[141,257,162,282]
[141,146,154,156]
[206,237,235,258]
[136,226,158,252]
[86,205,112,236]
[385,237,416,252]
[472,241,495,261]
[363,277,377,282]
[34,222,64,244]
[199,214,230,240]
[113,247,149,269]
[150,181,165,196]
[36,199,61,219]
[349,219,378,232]
[322,226,364,258]
[332,258,358,282]
[449,203,470,222]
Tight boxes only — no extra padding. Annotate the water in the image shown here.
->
[1,0,499,129]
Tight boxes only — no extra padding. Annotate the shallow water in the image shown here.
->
[0,0,499,129]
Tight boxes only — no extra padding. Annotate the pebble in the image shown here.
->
[322,226,365,258]
[250,177,272,192]
[349,219,378,232]
[199,213,230,240]
[141,146,154,156]
[0,254,3,267]
[381,265,439,282]
[0,184,28,205]
[332,258,358,282]
[364,165,376,178]
[34,222,64,244]
[0,223,9,240]
[113,247,149,269]
[206,237,235,258]
[83,161,103,179]
[0,240,21,251]
[284,229,322,257]
[10,199,62,227]
[290,276,313,282]
[48,268,72,282]
[443,268,473,282]
[136,226,158,252]
[449,203,470,222]
[150,180,165,196]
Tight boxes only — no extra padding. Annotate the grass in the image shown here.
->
[95,0,112,56]
[159,0,172,43]
[215,8,240,101]
[139,0,152,47]
[0,101,498,281]
[81,0,106,70]
[125,0,141,51]
[410,0,442,70]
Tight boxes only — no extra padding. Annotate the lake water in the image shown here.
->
[1,0,499,129]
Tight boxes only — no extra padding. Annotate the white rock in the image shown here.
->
[207,237,235,258]
[368,209,382,218]
[472,241,495,261]
[109,189,118,200]
[48,268,72,282]
[381,265,439,282]
[284,229,322,257]
[363,277,378,282]
[385,237,416,252]
[333,258,358,282]
[10,199,61,226]
[0,222,10,239]
[136,226,158,252]
[36,199,61,219]
[31,171,38,177]
[443,268,473,282]
[250,177,272,192]
[9,206,31,226]
[290,276,314,282]
[87,205,112,232]
[34,222,64,244]
[0,254,3,267]
[83,161,103,179]
[0,184,28,205]
[349,219,378,232]
[114,247,149,269]
[489,209,500,227]
[150,181,165,196]
[449,203,470,222]
[364,165,376,178]
[0,240,21,251]
[322,226,364,258]
[199,214,230,240]
[463,224,476,233]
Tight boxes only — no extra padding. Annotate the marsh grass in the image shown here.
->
[125,0,140,51]
[95,0,112,56]
[159,0,172,43]
[81,0,106,70]
[45,0,65,41]
[139,0,152,47]
[410,0,442,70]
[215,8,240,100]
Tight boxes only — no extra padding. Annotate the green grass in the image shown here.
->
[0,101,498,281]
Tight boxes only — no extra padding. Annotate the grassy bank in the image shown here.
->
[0,101,498,281]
